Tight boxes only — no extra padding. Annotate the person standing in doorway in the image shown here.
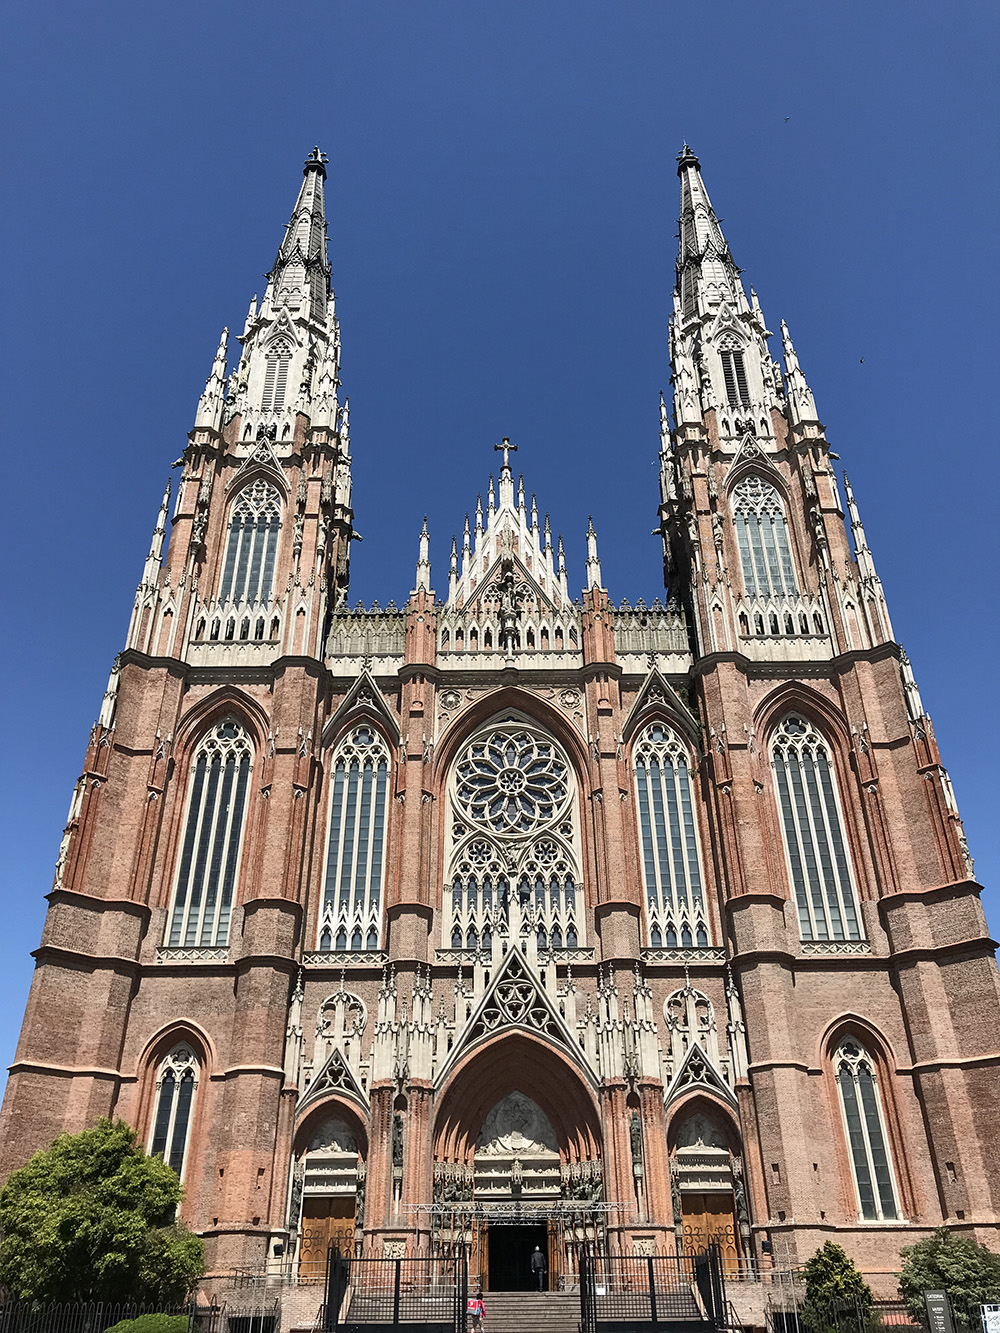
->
[530,1245,547,1291]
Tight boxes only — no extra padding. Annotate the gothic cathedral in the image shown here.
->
[3,146,998,1291]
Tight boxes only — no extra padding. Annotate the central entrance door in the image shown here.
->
[487,1223,549,1291]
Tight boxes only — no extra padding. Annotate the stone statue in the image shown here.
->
[392,1112,404,1168]
[630,1111,644,1175]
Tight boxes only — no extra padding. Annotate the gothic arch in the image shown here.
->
[664,1092,742,1155]
[723,456,790,501]
[432,688,591,791]
[752,681,851,751]
[135,1023,212,1196]
[818,1016,915,1221]
[137,1018,216,1076]
[432,1032,602,1167]
[173,687,271,763]
[293,1096,370,1160]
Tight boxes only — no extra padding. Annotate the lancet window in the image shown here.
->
[633,724,709,948]
[445,717,583,951]
[663,987,720,1069]
[167,719,253,947]
[771,715,862,942]
[219,480,282,606]
[834,1038,899,1221]
[319,726,390,952]
[731,475,797,598]
[149,1045,199,1179]
[720,347,750,407]
[261,338,293,414]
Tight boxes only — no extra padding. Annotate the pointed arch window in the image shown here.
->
[834,1038,899,1220]
[261,339,293,414]
[319,726,390,952]
[633,723,709,948]
[167,719,253,947]
[720,348,750,407]
[219,480,282,606]
[731,475,797,597]
[771,715,862,942]
[149,1046,199,1179]
[444,718,584,951]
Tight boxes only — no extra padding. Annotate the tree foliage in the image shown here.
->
[0,1118,204,1305]
[800,1242,875,1333]
[899,1228,1000,1330]
[104,1318,191,1333]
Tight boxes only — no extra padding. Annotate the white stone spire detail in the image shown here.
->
[585,516,603,590]
[449,536,459,600]
[142,481,171,586]
[194,327,228,430]
[844,472,894,641]
[263,147,331,324]
[781,319,818,424]
[413,515,432,594]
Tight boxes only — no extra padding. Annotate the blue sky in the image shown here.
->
[1,1,998,1097]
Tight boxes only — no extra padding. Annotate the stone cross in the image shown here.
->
[494,437,517,469]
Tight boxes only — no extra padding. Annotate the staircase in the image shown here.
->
[481,1291,581,1333]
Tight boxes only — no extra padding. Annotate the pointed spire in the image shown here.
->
[675,144,744,321]
[781,319,818,424]
[264,147,331,323]
[413,516,432,593]
[659,389,670,447]
[449,536,459,600]
[141,481,171,586]
[462,512,472,562]
[844,473,894,640]
[194,328,228,429]
[243,295,258,339]
[530,493,539,533]
[585,516,603,590]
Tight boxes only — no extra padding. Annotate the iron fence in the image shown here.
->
[579,1245,730,1332]
[322,1252,467,1333]
[0,1304,279,1333]
[766,1300,919,1333]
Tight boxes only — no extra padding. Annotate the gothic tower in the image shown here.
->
[2,147,997,1300]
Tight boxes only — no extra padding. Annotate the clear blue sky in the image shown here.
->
[1,2,998,1098]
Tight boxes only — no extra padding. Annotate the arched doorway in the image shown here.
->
[292,1112,366,1275]
[432,1035,603,1290]
[668,1101,747,1274]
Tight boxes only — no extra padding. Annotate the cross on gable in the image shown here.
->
[494,437,517,470]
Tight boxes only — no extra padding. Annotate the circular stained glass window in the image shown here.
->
[454,726,570,836]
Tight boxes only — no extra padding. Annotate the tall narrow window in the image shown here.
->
[834,1039,899,1220]
[720,348,750,406]
[149,1046,199,1179]
[633,723,709,948]
[319,726,390,951]
[771,715,862,942]
[167,719,253,947]
[731,475,798,598]
[219,480,282,606]
[261,339,293,414]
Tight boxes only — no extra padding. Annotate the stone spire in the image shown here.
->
[781,319,818,425]
[141,481,171,587]
[844,473,894,641]
[585,516,603,590]
[194,328,228,430]
[263,147,331,325]
[675,144,746,323]
[413,516,432,593]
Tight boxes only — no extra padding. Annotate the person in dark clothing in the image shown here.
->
[530,1245,547,1291]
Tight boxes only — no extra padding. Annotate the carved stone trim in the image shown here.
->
[434,947,594,964]
[640,947,726,963]
[800,941,872,956]
[302,951,388,968]
[156,947,231,964]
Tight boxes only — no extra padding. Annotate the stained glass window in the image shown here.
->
[318,727,389,951]
[835,1039,898,1220]
[150,1046,198,1179]
[731,475,797,598]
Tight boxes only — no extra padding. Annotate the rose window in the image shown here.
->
[446,718,583,952]
[454,730,569,835]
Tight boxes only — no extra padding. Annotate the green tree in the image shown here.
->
[0,1118,204,1305]
[104,1318,191,1333]
[899,1228,1000,1330]
[800,1242,875,1333]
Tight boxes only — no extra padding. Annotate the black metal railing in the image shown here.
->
[0,1303,279,1333]
[579,1245,729,1333]
[322,1249,467,1331]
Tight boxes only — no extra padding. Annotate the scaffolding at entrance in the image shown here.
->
[405,1201,625,1290]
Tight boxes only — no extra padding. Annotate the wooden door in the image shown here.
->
[471,1217,488,1290]
[680,1192,740,1273]
[299,1196,356,1279]
[547,1218,560,1292]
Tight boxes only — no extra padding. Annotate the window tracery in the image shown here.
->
[219,479,282,606]
[149,1045,199,1179]
[445,717,583,950]
[771,715,862,942]
[261,338,292,414]
[834,1038,899,1221]
[664,987,720,1069]
[731,475,797,597]
[319,726,390,951]
[633,723,709,947]
[167,718,253,947]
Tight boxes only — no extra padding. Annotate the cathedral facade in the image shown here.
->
[3,146,998,1289]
